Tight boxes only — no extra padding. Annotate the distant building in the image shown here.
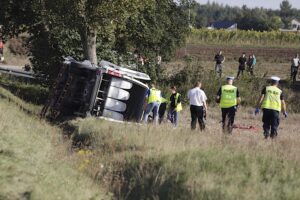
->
[291,19,300,31]
[208,21,237,30]
[280,19,300,32]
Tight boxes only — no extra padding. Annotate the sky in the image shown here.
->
[197,0,300,9]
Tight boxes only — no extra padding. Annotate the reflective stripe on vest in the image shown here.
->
[261,86,282,112]
[220,85,237,108]
[175,93,182,112]
[148,88,161,103]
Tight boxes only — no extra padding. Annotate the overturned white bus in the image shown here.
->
[40,58,150,122]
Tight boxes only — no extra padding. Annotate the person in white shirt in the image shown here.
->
[187,81,208,130]
[291,54,300,82]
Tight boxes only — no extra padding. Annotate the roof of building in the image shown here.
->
[211,21,237,29]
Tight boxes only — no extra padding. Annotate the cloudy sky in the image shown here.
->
[196,0,300,9]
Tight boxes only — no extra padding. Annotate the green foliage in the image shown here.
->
[185,1,300,31]
[189,29,300,47]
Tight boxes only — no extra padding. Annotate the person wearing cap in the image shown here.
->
[255,76,287,139]
[216,76,241,134]
[237,52,247,79]
[188,81,208,131]
[167,86,182,127]
[143,83,161,125]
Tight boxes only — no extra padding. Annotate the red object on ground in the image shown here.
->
[233,124,261,132]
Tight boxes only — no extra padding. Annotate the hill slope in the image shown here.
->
[0,90,110,200]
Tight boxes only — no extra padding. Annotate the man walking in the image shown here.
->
[237,52,247,79]
[214,50,225,77]
[255,76,287,139]
[143,84,161,125]
[216,77,241,134]
[188,81,208,131]
[167,86,182,127]
[291,54,299,83]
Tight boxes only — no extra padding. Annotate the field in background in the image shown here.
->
[188,29,300,49]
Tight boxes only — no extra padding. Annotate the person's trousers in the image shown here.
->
[158,102,167,124]
[167,108,179,127]
[291,66,298,82]
[143,102,160,124]
[262,109,280,139]
[190,105,205,130]
[237,69,244,78]
[221,106,236,133]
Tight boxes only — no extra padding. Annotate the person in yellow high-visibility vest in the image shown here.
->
[167,86,182,127]
[216,76,241,134]
[255,76,287,139]
[143,84,161,124]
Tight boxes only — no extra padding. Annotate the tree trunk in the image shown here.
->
[81,28,97,64]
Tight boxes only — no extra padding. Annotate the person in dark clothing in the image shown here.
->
[216,77,241,134]
[255,76,287,139]
[158,97,167,124]
[247,54,256,76]
[214,50,225,77]
[237,52,247,79]
[167,86,182,127]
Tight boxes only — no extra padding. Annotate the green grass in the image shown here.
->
[69,110,300,200]
[188,29,300,48]
[0,88,110,200]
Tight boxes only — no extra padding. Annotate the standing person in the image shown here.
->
[188,81,208,131]
[143,84,161,125]
[216,77,241,134]
[214,50,225,77]
[0,39,4,62]
[158,96,168,124]
[291,54,299,83]
[255,76,287,139]
[237,52,247,79]
[247,54,256,76]
[167,86,182,127]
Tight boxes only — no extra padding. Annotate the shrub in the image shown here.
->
[8,36,29,55]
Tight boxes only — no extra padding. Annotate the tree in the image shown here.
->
[280,0,293,28]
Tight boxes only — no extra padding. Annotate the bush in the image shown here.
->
[8,36,29,55]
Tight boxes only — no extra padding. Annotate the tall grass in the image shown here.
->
[69,110,300,200]
[188,29,300,48]
[0,90,109,200]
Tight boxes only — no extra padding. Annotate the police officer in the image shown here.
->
[255,76,287,139]
[143,84,161,125]
[216,76,241,134]
[167,86,182,127]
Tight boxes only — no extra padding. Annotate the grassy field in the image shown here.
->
[69,106,300,200]
[0,88,109,200]
[1,80,300,199]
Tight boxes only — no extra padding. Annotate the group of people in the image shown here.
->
[142,76,287,139]
[214,51,256,79]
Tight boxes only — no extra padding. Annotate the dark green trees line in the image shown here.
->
[187,0,300,31]
[0,0,190,83]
